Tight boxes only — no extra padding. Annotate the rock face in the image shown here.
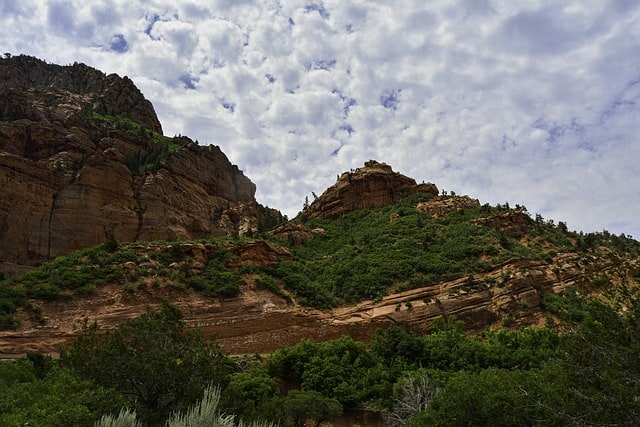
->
[305,160,439,220]
[473,211,533,238]
[0,55,266,274]
[0,55,162,133]
[270,223,314,246]
[2,249,637,357]
[416,195,481,218]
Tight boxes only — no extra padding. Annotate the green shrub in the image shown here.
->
[0,366,126,427]
[64,302,234,425]
[0,297,20,329]
[540,288,588,322]
[255,274,290,301]
[149,246,184,265]
[109,248,139,264]
[186,260,243,298]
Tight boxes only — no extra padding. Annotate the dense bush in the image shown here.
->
[265,336,391,409]
[269,195,566,308]
[0,364,126,426]
[406,286,640,425]
[186,259,244,298]
[3,285,640,426]
[63,302,234,425]
[220,368,282,422]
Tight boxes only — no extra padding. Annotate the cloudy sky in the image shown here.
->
[2,0,639,238]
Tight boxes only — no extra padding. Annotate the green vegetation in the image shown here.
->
[185,259,244,298]
[1,195,639,329]
[0,238,248,328]
[1,195,640,424]
[91,111,177,147]
[2,288,640,425]
[0,361,126,426]
[267,194,635,308]
[405,286,640,425]
[64,301,234,425]
[0,242,129,328]
[91,111,180,175]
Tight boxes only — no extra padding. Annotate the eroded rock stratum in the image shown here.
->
[2,56,639,360]
[0,55,268,275]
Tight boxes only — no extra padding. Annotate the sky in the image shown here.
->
[1,0,639,238]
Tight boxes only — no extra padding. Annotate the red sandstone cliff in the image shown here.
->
[2,57,639,361]
[0,55,269,274]
[305,160,439,220]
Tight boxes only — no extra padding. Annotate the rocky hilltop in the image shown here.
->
[0,55,276,275]
[305,160,439,219]
[2,156,639,358]
[1,57,639,360]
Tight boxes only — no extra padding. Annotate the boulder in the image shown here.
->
[271,223,314,246]
[473,211,533,238]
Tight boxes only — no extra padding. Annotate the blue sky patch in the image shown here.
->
[179,75,197,90]
[221,100,235,112]
[304,59,336,71]
[380,89,401,110]
[109,34,129,53]
[305,3,330,20]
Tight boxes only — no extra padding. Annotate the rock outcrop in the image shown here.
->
[305,160,438,220]
[0,55,268,274]
[473,211,533,238]
[2,249,637,356]
[0,55,162,133]
[416,195,481,218]
[270,223,315,246]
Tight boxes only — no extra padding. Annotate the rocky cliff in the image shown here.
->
[1,157,639,357]
[0,55,272,274]
[1,240,637,357]
[305,160,439,219]
[2,56,639,360]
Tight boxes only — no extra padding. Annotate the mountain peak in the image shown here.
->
[305,160,439,219]
[0,54,162,133]
[0,56,270,275]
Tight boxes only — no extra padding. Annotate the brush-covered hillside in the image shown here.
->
[2,162,640,426]
[1,160,639,358]
[3,56,640,427]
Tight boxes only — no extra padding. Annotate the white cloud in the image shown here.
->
[1,0,639,238]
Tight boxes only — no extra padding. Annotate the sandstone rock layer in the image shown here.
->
[1,250,635,357]
[305,160,438,219]
[0,55,264,274]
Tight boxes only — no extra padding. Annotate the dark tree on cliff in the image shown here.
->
[63,301,234,425]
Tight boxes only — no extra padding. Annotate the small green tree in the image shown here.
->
[64,301,234,425]
[104,233,119,253]
[221,369,282,422]
[282,390,342,427]
[371,324,424,369]
[0,366,125,427]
